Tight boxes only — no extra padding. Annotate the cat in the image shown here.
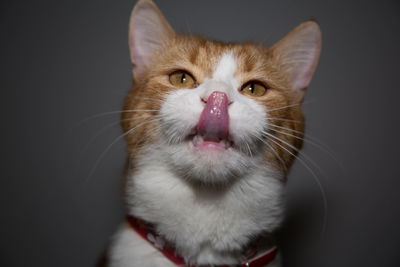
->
[103,0,321,266]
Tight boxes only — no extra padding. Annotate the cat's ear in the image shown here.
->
[272,21,322,102]
[129,0,175,79]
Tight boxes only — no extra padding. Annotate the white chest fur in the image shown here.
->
[110,144,284,266]
[109,225,281,267]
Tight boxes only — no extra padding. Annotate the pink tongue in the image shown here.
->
[196,91,229,141]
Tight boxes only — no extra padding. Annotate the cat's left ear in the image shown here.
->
[272,21,322,102]
[129,0,176,80]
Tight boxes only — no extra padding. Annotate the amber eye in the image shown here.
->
[169,70,196,88]
[240,81,267,97]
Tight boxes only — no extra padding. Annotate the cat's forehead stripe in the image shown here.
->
[212,52,237,82]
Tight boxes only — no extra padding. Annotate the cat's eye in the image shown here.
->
[240,81,267,97]
[169,70,196,88]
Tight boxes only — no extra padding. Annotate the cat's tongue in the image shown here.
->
[196,91,229,143]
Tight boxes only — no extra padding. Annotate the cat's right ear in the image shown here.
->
[271,21,322,102]
[129,0,175,80]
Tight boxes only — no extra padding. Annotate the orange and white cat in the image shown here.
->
[106,0,321,266]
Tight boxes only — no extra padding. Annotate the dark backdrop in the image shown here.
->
[2,0,400,266]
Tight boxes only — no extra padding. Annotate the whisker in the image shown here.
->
[267,99,315,113]
[131,96,165,104]
[268,124,305,136]
[268,123,344,172]
[245,143,253,158]
[268,127,344,171]
[248,132,287,171]
[262,131,328,236]
[84,118,161,184]
[268,127,306,143]
[268,123,327,148]
[79,116,151,158]
[262,130,326,179]
[267,117,304,124]
[268,103,301,112]
[131,124,162,151]
[69,109,159,133]
[266,141,288,171]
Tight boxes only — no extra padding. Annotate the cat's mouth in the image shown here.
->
[190,134,233,151]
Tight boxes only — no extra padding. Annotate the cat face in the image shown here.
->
[122,0,321,184]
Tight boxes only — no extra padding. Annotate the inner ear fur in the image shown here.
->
[129,0,176,80]
[272,20,322,102]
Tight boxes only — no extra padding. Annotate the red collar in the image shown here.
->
[126,215,278,267]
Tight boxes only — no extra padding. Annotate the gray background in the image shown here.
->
[1,0,400,266]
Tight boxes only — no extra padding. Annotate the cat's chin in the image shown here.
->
[161,137,252,185]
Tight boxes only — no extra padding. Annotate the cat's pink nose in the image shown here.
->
[196,91,229,141]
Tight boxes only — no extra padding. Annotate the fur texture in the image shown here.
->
[107,0,321,266]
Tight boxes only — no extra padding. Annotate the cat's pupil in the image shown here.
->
[181,73,186,83]
[249,82,255,93]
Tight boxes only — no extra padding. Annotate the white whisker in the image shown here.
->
[131,124,162,151]
[268,103,301,112]
[262,130,326,178]
[268,127,304,141]
[248,132,287,171]
[268,127,344,171]
[266,141,287,171]
[268,124,344,172]
[245,143,253,158]
[267,117,304,124]
[84,118,161,183]
[262,131,328,235]
[79,116,150,157]
[131,96,165,104]
[68,109,159,134]
[267,100,314,113]
[268,124,304,136]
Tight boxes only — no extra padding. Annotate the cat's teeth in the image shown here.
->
[192,135,198,146]
[192,135,203,146]
[221,139,233,149]
[192,134,232,149]
[219,139,227,148]
[197,135,204,143]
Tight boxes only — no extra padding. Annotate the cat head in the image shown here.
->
[122,0,321,184]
